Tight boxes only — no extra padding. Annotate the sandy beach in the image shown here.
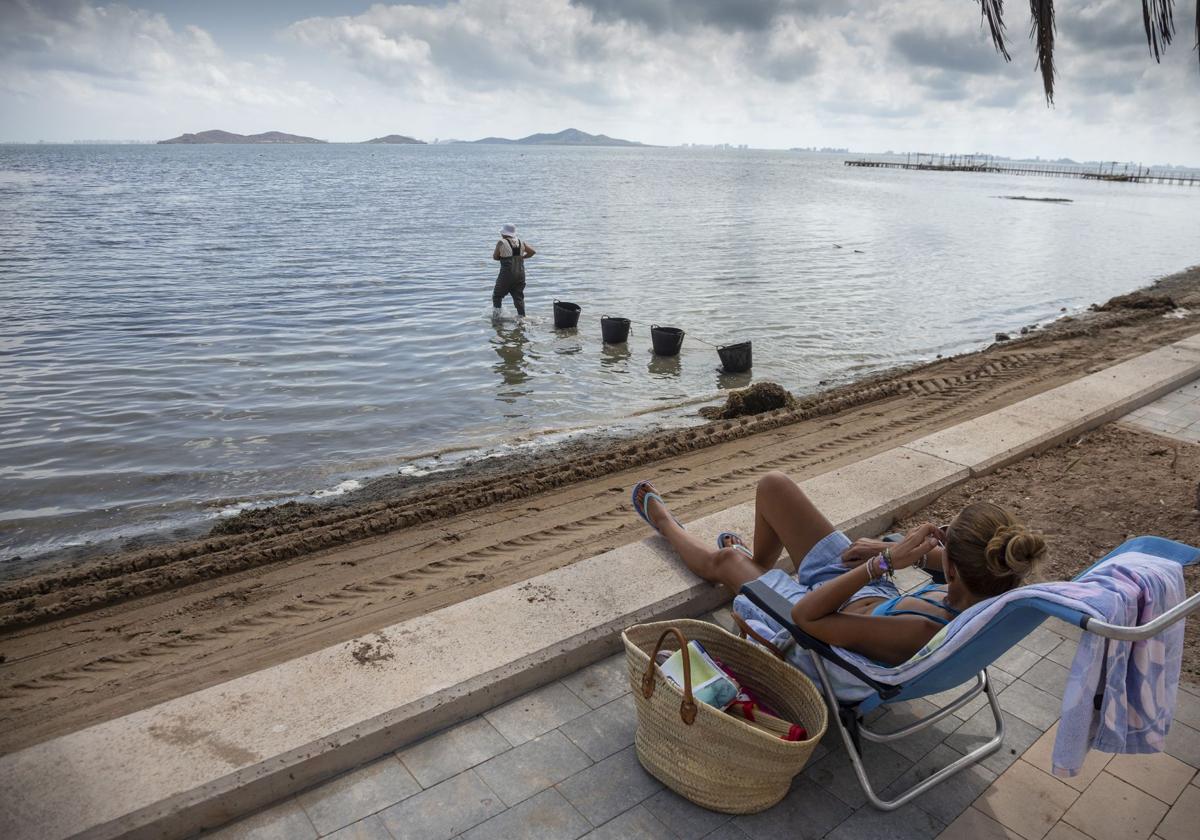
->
[1,266,1198,755]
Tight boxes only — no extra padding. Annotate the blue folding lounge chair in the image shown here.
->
[739,536,1200,811]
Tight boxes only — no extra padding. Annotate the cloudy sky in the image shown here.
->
[1,0,1197,162]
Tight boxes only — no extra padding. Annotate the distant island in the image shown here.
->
[364,134,425,145]
[158,130,325,145]
[468,128,644,147]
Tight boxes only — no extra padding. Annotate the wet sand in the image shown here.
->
[1,267,1198,753]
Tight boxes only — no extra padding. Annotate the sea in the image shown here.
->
[2,143,1198,565]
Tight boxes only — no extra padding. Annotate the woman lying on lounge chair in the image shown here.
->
[632,472,1045,666]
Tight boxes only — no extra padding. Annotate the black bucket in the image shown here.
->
[650,325,685,357]
[717,341,752,373]
[553,300,581,329]
[600,315,631,344]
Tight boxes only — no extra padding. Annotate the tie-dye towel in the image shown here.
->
[821,552,1188,777]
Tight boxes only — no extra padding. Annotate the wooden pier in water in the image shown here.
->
[845,154,1200,186]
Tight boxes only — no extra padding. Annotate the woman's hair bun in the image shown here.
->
[984,524,1045,580]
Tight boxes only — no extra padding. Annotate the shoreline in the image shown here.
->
[0,266,1197,753]
[4,270,1187,582]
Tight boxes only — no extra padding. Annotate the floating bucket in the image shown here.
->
[553,300,581,329]
[651,325,685,357]
[717,341,752,373]
[601,315,631,344]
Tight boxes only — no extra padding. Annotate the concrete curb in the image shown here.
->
[2,336,1198,840]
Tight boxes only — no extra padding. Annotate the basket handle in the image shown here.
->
[641,627,698,725]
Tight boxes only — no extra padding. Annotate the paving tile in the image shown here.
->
[1164,721,1200,769]
[322,815,393,840]
[396,716,513,788]
[461,787,592,840]
[562,654,632,709]
[946,708,1043,776]
[1174,689,1200,730]
[581,804,675,840]
[951,669,1017,720]
[802,738,913,809]
[376,769,504,840]
[707,608,739,634]
[1021,625,1067,656]
[700,824,752,840]
[206,799,318,840]
[1021,660,1070,700]
[485,682,592,746]
[884,743,997,826]
[999,679,1061,731]
[825,800,945,840]
[556,745,662,826]
[1020,723,1109,792]
[1061,771,1167,840]
[937,807,1023,840]
[475,729,593,806]
[1156,783,1200,840]
[643,787,733,840]
[1046,639,1078,669]
[297,756,420,835]
[874,697,964,762]
[560,694,637,761]
[1106,751,1195,804]
[993,645,1043,679]
[733,777,854,840]
[1046,619,1083,642]
[1042,824,1092,840]
[974,760,1078,840]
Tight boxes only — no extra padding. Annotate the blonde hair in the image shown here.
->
[945,502,1045,598]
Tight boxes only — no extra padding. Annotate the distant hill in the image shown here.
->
[158,130,326,145]
[469,128,644,147]
[363,134,425,145]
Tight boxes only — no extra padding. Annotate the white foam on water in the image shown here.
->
[311,479,362,499]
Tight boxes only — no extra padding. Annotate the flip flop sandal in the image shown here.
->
[631,480,683,535]
[717,531,754,559]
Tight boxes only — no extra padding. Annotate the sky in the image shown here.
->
[1,0,1198,163]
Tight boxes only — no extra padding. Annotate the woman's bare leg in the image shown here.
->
[636,485,771,592]
[752,471,836,567]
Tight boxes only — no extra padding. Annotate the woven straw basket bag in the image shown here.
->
[622,619,828,814]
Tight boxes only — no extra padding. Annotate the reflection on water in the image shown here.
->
[600,344,631,368]
[716,369,754,390]
[647,353,682,378]
[491,318,530,397]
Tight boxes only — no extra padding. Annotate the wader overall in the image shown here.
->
[492,237,526,316]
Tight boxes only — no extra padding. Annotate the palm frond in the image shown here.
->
[979,0,1012,61]
[1141,0,1175,61]
[1029,0,1057,103]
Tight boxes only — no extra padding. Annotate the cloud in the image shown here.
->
[567,0,829,33]
[0,0,327,108]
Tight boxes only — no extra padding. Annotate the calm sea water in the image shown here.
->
[1,144,1198,562]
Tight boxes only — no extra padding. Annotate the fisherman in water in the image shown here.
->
[492,223,536,318]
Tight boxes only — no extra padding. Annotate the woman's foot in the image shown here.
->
[717,531,753,559]
[632,480,682,534]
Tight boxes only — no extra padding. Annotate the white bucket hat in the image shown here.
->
[500,223,517,237]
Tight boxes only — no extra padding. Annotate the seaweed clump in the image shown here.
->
[1095,291,1175,312]
[701,382,796,420]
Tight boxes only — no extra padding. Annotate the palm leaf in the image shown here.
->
[979,0,1013,61]
[1141,0,1175,61]
[1029,0,1057,103]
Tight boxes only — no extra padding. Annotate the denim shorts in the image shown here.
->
[730,529,898,701]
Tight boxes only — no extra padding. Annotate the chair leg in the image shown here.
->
[806,652,1007,811]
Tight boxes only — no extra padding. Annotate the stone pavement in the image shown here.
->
[208,384,1200,840]
[207,605,1200,840]
[1121,379,1200,443]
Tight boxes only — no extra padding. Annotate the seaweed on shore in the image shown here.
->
[1095,291,1176,312]
[700,382,796,420]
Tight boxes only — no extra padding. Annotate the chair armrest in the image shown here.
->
[1083,590,1200,641]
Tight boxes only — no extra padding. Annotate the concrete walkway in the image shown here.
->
[210,380,1200,840]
